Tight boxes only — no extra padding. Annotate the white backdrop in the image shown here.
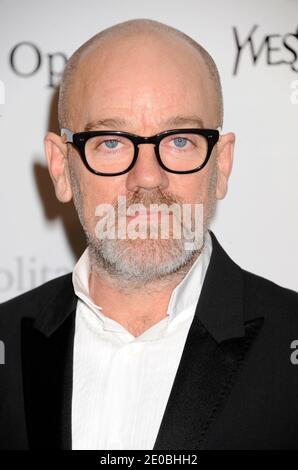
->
[0,0,297,302]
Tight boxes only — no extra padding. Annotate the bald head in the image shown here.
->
[58,18,223,130]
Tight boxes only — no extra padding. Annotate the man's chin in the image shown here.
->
[88,237,198,284]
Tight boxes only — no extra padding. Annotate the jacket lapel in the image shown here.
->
[153,231,264,450]
[152,316,263,450]
[21,275,77,449]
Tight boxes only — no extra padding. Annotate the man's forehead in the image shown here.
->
[72,64,209,130]
[83,114,205,132]
[72,84,211,132]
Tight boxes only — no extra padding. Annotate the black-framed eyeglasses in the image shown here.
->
[61,127,221,176]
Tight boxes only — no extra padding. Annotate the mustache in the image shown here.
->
[112,188,185,210]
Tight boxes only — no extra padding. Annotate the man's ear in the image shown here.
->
[44,132,73,203]
[215,132,235,200]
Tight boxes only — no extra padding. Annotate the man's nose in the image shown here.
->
[125,143,169,192]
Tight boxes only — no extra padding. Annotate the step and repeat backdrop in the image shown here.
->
[0,0,297,302]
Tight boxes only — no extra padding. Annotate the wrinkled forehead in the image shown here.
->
[67,34,217,131]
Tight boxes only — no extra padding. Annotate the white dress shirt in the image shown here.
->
[71,230,213,450]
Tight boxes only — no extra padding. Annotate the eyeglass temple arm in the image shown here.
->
[61,128,74,143]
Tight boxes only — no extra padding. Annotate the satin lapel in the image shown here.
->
[153,315,264,450]
[21,304,76,449]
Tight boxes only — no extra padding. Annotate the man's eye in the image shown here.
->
[102,139,119,149]
[172,137,188,148]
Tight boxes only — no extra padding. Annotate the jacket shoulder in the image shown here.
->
[242,268,298,322]
[0,273,73,324]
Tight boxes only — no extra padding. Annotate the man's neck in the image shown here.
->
[88,249,201,337]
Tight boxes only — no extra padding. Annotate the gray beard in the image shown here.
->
[88,227,204,291]
[69,162,217,293]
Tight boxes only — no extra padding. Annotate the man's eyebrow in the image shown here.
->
[163,115,205,128]
[84,114,205,132]
[84,118,128,131]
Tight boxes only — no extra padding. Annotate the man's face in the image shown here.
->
[46,33,234,286]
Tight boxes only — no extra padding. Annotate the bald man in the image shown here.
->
[1,19,298,451]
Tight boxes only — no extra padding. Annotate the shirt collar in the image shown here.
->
[34,230,255,343]
[72,231,212,326]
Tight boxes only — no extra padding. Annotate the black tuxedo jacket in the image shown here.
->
[1,231,298,450]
